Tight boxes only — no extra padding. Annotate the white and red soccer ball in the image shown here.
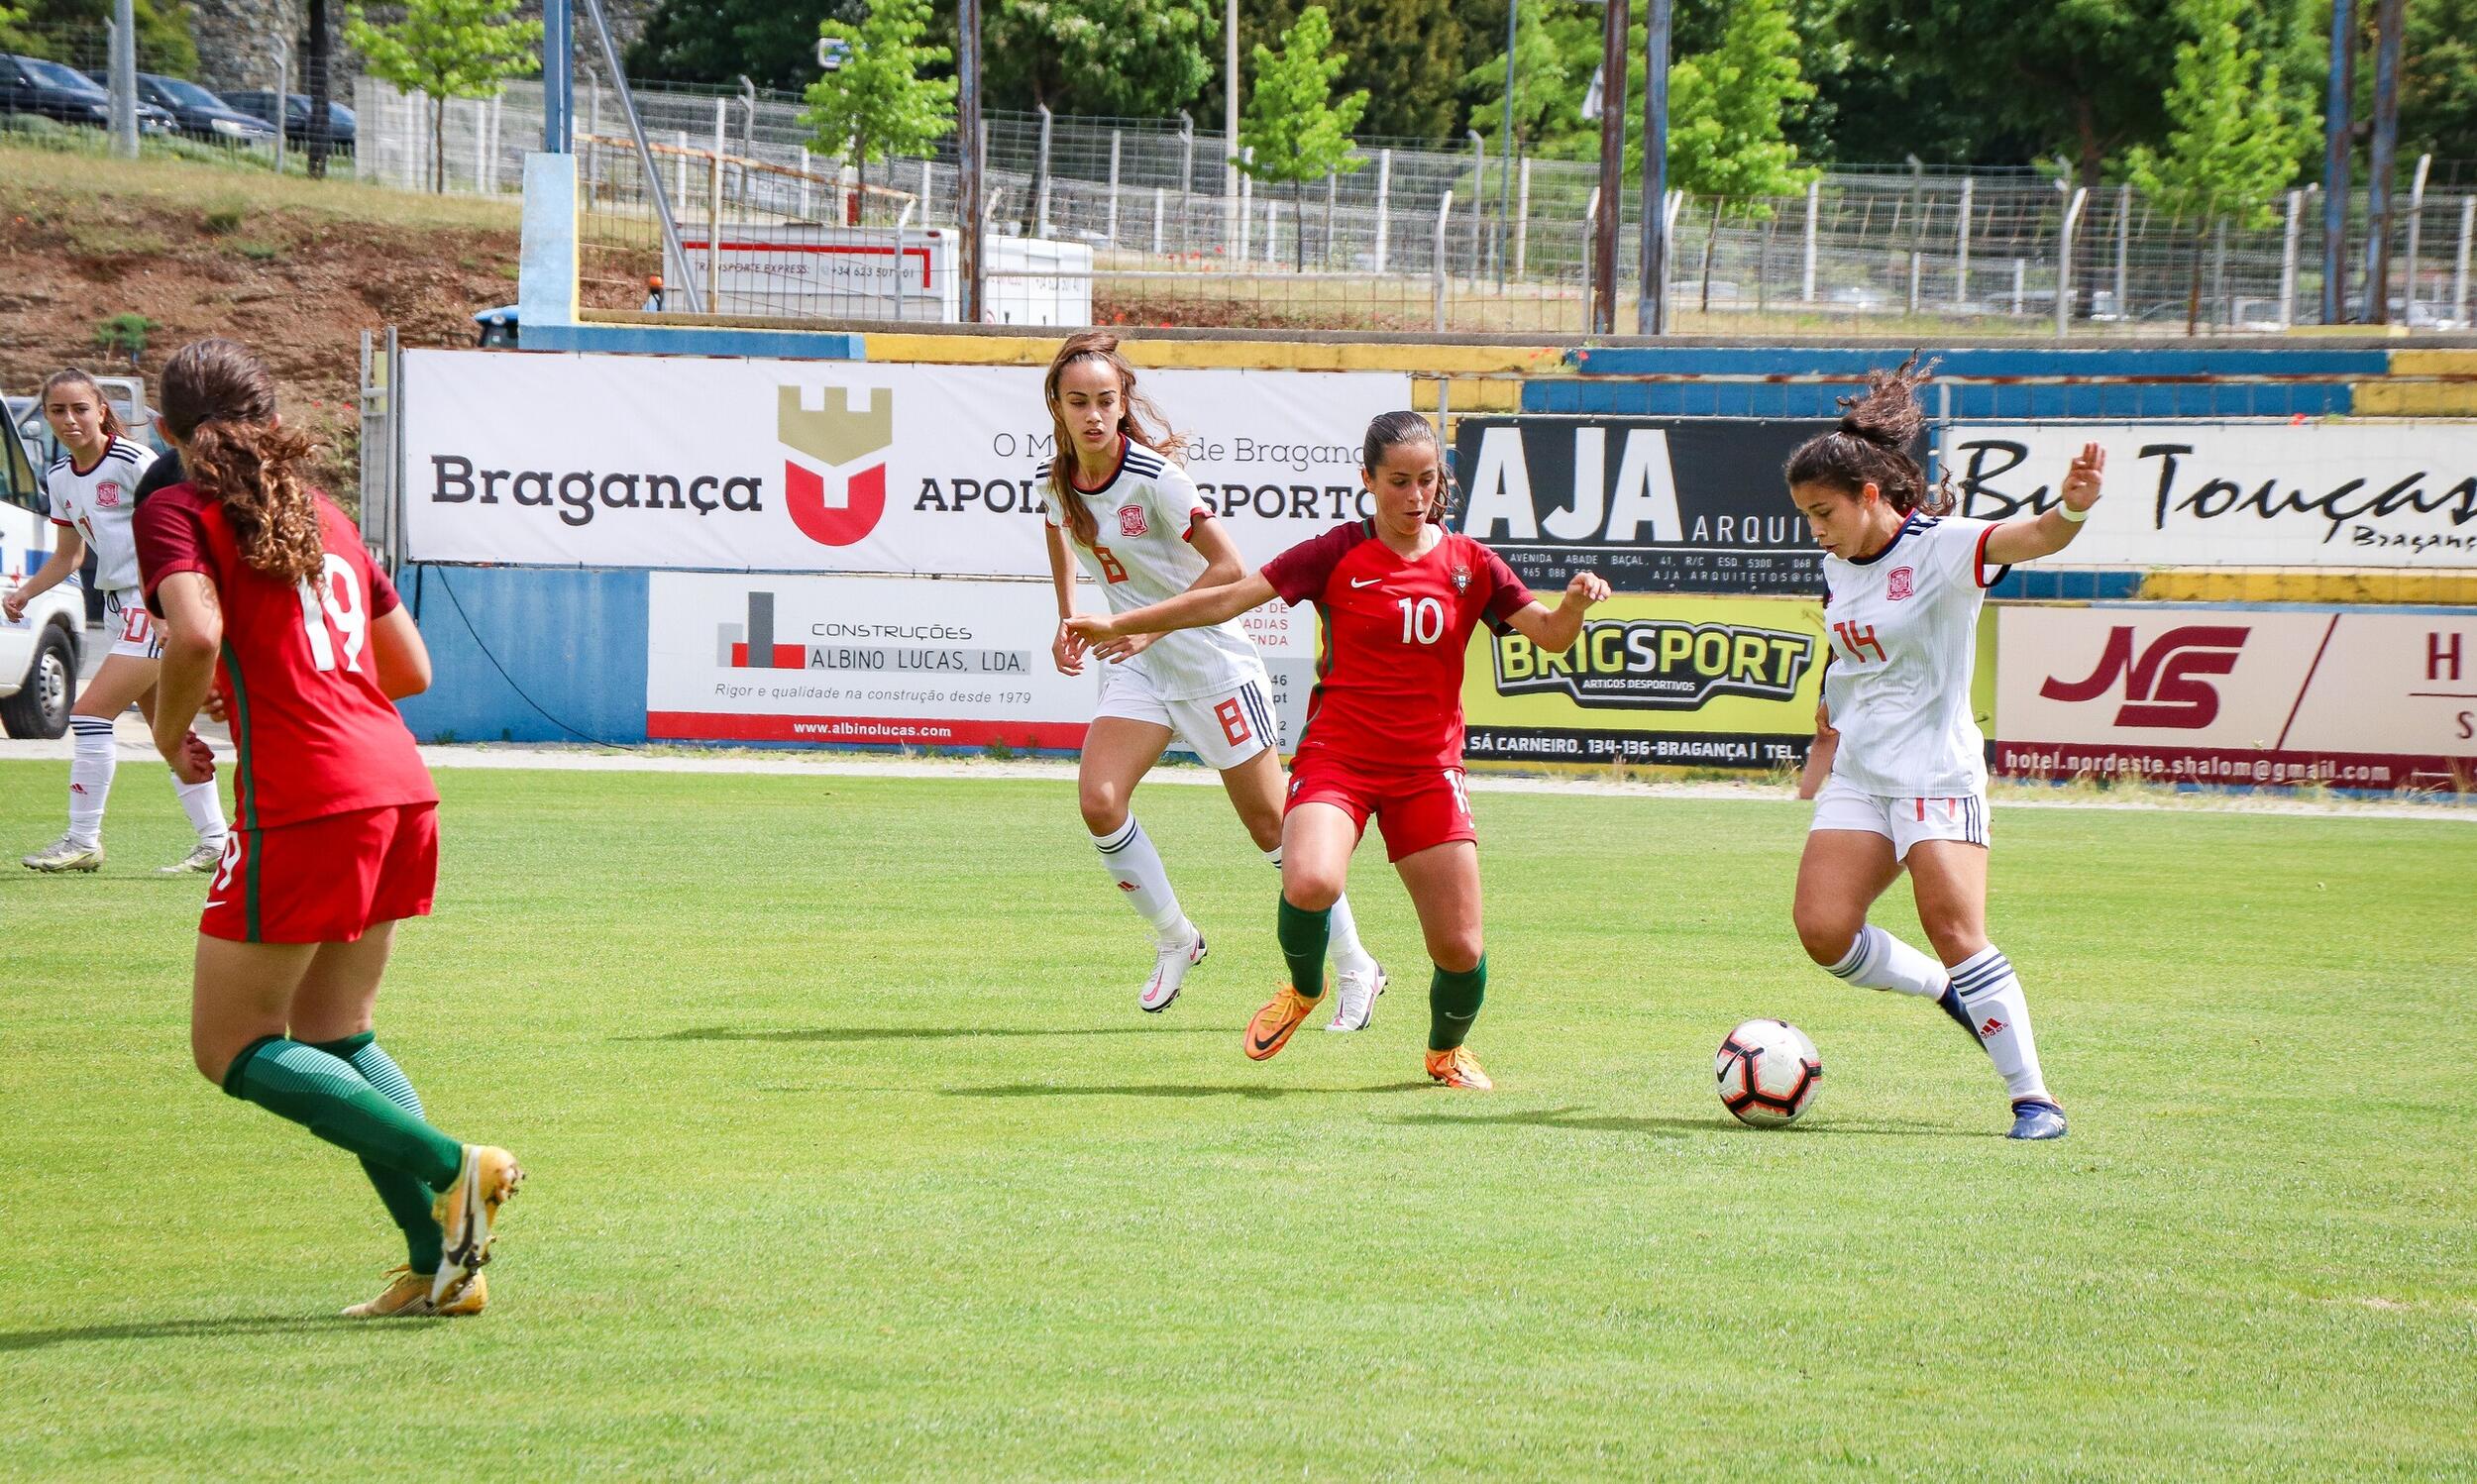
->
[1714,1018,1822,1126]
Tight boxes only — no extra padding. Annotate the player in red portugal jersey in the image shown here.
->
[135,338,522,1318]
[1069,411,1609,1089]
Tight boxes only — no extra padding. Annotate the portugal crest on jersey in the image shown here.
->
[1451,564,1469,593]
[1119,504,1149,538]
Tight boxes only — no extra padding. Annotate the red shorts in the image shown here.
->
[1284,754,1476,863]
[201,802,438,944]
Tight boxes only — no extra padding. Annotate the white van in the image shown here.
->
[0,406,83,738]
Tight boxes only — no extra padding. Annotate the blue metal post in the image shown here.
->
[543,0,573,154]
[2363,0,2404,323]
[2319,0,2353,324]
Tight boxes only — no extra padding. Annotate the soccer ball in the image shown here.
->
[1714,1019,1822,1127]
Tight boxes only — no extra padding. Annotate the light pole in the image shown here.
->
[1500,0,1517,285]
[1225,0,1239,211]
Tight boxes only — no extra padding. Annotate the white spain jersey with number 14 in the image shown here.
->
[1040,439,1266,701]
[1820,512,2007,797]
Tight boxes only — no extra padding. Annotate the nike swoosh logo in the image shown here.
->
[1348,578,1381,588]
[1252,1028,1285,1052]
[203,900,225,908]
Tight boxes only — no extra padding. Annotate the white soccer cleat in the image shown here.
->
[160,839,225,875]
[1326,960,1387,1032]
[1139,926,1207,1012]
[22,833,103,872]
[429,1144,522,1308]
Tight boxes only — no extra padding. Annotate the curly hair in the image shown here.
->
[1042,332,1188,550]
[157,339,324,585]
[39,367,126,443]
[1781,354,1953,516]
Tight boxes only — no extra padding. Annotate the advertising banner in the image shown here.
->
[1993,604,2477,791]
[402,351,1412,574]
[645,572,1319,751]
[1941,421,2477,569]
[1456,593,1992,771]
[1448,417,1833,593]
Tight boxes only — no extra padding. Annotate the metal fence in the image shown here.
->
[12,13,2471,339]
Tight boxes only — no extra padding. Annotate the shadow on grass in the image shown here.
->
[640,1025,1228,1044]
[1391,1106,1985,1139]
[947,1080,1435,1101]
[0,1316,370,1352]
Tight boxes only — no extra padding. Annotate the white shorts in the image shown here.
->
[1810,774,1990,861]
[102,589,162,662]
[1096,662,1279,771]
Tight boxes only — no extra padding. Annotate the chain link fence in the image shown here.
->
[11,15,2472,338]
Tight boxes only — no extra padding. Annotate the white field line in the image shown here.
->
[3,717,2467,823]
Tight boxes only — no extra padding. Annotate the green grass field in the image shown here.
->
[2,760,2471,1479]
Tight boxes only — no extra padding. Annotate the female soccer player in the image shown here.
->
[135,338,521,1317]
[5,368,228,873]
[1784,360,2103,1140]
[1041,332,1383,1024]
[1070,410,1609,1089]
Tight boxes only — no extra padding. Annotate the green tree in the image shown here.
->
[346,0,542,193]
[800,0,955,211]
[988,0,1213,118]
[1841,0,2180,190]
[1459,0,1588,155]
[624,0,865,93]
[2400,0,2477,162]
[1598,0,1817,310]
[2122,0,2311,334]
[1,0,196,75]
[1238,3,1368,270]
[1235,0,1465,142]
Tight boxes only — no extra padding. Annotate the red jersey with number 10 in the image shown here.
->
[1262,521,1533,774]
[135,483,438,831]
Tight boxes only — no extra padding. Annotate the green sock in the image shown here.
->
[1428,956,1488,1051]
[224,1037,463,1193]
[1276,895,1331,1001]
[311,1032,447,1276]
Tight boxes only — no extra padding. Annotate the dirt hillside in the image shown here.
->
[0,145,642,499]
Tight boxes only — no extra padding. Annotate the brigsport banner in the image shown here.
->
[1993,604,2477,791]
[1449,417,1833,593]
[1457,593,1994,770]
[1941,420,2477,568]
[645,571,1319,751]
[401,351,1412,574]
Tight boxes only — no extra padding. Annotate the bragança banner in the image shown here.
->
[402,351,1413,574]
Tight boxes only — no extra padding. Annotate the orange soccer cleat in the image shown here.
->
[1424,1046,1494,1090]
[1243,984,1324,1062]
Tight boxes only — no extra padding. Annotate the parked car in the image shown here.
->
[0,406,84,739]
[223,90,356,154]
[137,72,277,145]
[0,53,174,133]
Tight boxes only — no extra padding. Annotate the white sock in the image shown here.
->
[1824,924,1948,999]
[1092,818,1189,944]
[1265,845,1373,972]
[67,718,116,848]
[1950,945,2050,1103]
[173,776,228,844]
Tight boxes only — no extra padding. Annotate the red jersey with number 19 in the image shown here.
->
[135,483,438,831]
[1262,521,1533,774]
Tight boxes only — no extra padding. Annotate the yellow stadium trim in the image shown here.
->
[2137,570,2477,604]
[2351,382,2477,416]
[2389,350,2477,374]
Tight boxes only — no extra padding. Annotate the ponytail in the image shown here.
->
[1782,355,1952,516]
[159,339,325,585]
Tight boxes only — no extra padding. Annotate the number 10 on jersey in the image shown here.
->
[1398,596,1445,646]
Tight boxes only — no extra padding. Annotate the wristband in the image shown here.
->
[2056,502,2091,524]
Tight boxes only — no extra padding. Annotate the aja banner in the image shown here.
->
[1457,593,1992,770]
[401,351,1412,575]
[1941,421,2477,568]
[1994,604,2477,791]
[645,572,1319,751]
[1448,417,1836,594]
